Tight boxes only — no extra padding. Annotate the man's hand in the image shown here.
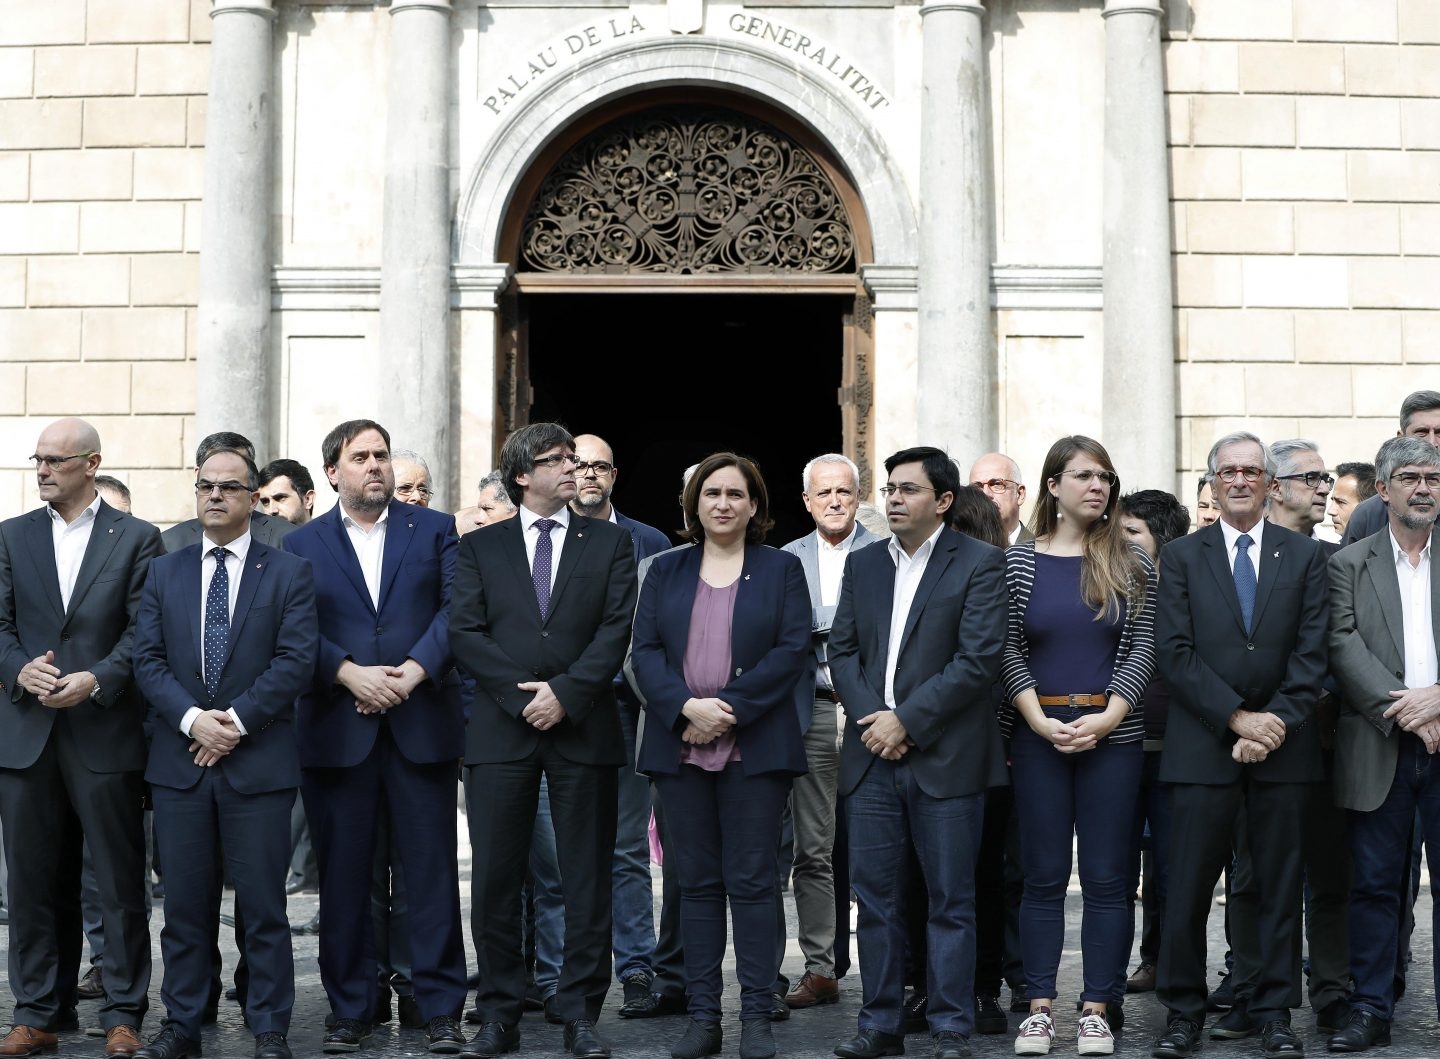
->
[338,660,406,714]
[391,658,430,698]
[18,650,61,697]
[1384,686,1440,731]
[1228,709,1286,751]
[190,710,241,757]
[39,669,97,710]
[681,697,736,739]
[1415,717,1440,754]
[190,742,226,767]
[857,710,909,756]
[519,680,567,731]
[1232,736,1269,765]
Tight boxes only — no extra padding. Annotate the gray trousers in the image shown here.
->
[789,698,841,978]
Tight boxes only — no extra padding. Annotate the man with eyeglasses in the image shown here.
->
[282,419,470,1054]
[451,423,637,1059]
[1341,389,1440,547]
[163,433,295,553]
[0,418,164,1058]
[1327,436,1440,1054]
[129,447,318,1059]
[968,453,1031,545]
[1151,432,1329,1059]
[393,451,436,509]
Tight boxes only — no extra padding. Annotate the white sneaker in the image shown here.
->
[1076,1010,1114,1056]
[1014,1009,1055,1055]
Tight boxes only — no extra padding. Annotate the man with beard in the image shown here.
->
[282,420,468,1054]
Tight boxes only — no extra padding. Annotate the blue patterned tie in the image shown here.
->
[204,546,230,699]
[1233,533,1257,635]
[532,519,556,622]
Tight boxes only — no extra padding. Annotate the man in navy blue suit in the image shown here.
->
[131,447,318,1059]
[282,420,468,1055]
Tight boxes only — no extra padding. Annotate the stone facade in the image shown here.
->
[0,0,1434,525]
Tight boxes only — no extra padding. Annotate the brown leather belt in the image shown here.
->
[1037,693,1107,707]
[816,687,840,703]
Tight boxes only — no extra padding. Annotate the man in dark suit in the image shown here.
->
[1150,431,1330,1059]
[282,419,468,1054]
[828,446,1009,1059]
[130,447,318,1059]
[1327,436,1440,1053]
[1341,390,1440,546]
[0,417,165,1058]
[451,422,637,1059]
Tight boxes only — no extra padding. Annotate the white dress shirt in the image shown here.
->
[1391,530,1437,690]
[815,524,858,689]
[520,505,570,594]
[883,523,945,710]
[1219,517,1266,584]
[180,531,252,738]
[341,503,389,609]
[48,493,102,611]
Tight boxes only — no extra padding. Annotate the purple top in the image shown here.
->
[1023,552,1124,698]
[680,577,742,771]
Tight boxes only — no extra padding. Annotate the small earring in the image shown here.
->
[1057,509,1063,520]
[1102,513,1109,521]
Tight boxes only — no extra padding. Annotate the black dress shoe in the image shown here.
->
[563,1019,610,1059]
[200,1002,219,1026]
[321,1019,372,1054]
[373,987,394,1025]
[739,1019,775,1059]
[523,980,545,1012]
[768,992,790,1022]
[1151,1018,1202,1059]
[133,1025,203,1059]
[462,1022,520,1058]
[1207,973,1236,1011]
[427,1015,466,1054]
[1259,1020,1303,1058]
[670,1020,722,1059]
[399,994,425,1029]
[974,993,1006,1035]
[835,1028,906,1059]
[932,1031,971,1059]
[225,987,239,1002]
[77,965,105,1001]
[290,913,320,937]
[1327,1010,1390,1053]
[544,996,564,1025]
[620,972,653,1007]
[1008,985,1029,1014]
[902,992,928,1034]
[620,991,687,1019]
[253,1032,291,1059]
[1315,997,1350,1035]
[1210,1001,1256,1039]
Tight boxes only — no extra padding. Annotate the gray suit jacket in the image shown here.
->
[162,510,294,554]
[1329,525,1440,812]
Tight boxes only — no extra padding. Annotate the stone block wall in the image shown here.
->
[0,0,207,524]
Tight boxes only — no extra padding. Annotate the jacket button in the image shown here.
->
[542,631,549,638]
[61,634,71,641]
[735,667,743,676]
[376,626,384,636]
[1246,643,1255,651]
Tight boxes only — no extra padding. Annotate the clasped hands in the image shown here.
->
[1034,706,1124,755]
[339,658,428,715]
[857,710,911,760]
[681,697,735,745]
[1384,686,1440,753]
[190,709,241,767]
[1229,708,1286,764]
[519,680,567,731]
[17,650,96,709]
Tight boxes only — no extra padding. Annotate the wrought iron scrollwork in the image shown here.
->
[520,109,856,274]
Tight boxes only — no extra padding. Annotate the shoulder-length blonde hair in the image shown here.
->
[1028,435,1145,621]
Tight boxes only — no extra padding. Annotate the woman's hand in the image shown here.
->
[681,723,717,745]
[681,697,736,739]
[1068,700,1129,748]
[1030,713,1087,752]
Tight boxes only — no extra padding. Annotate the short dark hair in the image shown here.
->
[196,431,255,468]
[1399,390,1440,433]
[1120,489,1191,553]
[321,419,391,488]
[1335,461,1377,501]
[199,447,260,490]
[884,446,960,501]
[1196,474,1210,498]
[946,484,1005,548]
[499,422,575,506]
[259,458,315,496]
[93,474,130,503]
[679,452,775,544]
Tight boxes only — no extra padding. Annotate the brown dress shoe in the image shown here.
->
[783,971,839,1008]
[0,1026,58,1056]
[106,1025,142,1057]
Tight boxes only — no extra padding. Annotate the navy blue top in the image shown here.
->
[1023,552,1125,698]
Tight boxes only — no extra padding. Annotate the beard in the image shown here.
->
[342,481,391,514]
[573,486,610,514]
[1397,495,1438,531]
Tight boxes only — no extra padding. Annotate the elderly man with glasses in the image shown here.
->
[968,453,1031,546]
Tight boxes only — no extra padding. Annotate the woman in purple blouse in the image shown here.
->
[631,453,812,1059]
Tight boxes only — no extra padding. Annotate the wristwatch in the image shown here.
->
[90,679,102,702]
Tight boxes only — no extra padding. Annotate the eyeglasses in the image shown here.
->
[533,453,579,469]
[195,480,252,498]
[1275,471,1335,490]
[972,478,1018,494]
[573,460,614,476]
[1056,469,1118,487]
[1390,471,1440,489]
[1215,466,1266,483]
[879,483,939,498]
[395,483,434,499]
[29,452,94,467]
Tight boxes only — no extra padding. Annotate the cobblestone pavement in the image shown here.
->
[4,863,1438,1058]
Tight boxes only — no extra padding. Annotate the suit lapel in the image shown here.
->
[897,532,953,656]
[543,516,588,625]
[1247,521,1283,632]
[377,503,415,612]
[24,510,65,623]
[1200,524,1247,635]
[502,516,540,619]
[798,535,820,597]
[65,503,123,624]
[1364,532,1406,666]
[180,546,204,670]
[1432,527,1440,669]
[218,545,268,676]
[867,541,896,668]
[317,508,376,615]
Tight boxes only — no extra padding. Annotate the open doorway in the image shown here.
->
[525,291,848,546]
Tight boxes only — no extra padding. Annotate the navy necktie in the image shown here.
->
[533,519,557,621]
[204,546,231,699]
[1233,533,1257,634]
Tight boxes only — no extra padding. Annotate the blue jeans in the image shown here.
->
[1347,733,1440,1021]
[612,696,657,982]
[848,759,984,1037]
[1010,709,1142,1004]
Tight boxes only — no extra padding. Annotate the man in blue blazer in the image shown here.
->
[282,420,468,1054]
[131,447,317,1059]
[828,446,1009,1059]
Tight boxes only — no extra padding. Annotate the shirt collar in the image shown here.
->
[1219,517,1264,553]
[888,522,946,565]
[201,530,252,564]
[340,502,389,532]
[47,493,102,526]
[521,505,571,533]
[1389,529,1433,567]
[816,523,859,553]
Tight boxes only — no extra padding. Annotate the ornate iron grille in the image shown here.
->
[520,108,857,274]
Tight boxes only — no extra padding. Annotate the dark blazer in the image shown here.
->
[830,529,1009,799]
[1339,493,1387,548]
[616,509,672,562]
[451,510,637,767]
[0,499,164,772]
[1155,520,1329,785]
[282,500,462,768]
[631,543,811,777]
[163,510,294,554]
[1328,526,1440,812]
[133,541,318,795]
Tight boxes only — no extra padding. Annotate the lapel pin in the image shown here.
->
[744,574,751,580]
[408,523,413,528]
[108,528,114,534]
[1273,551,1279,558]
[255,563,262,569]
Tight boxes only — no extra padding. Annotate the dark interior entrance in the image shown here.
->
[525,291,847,547]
